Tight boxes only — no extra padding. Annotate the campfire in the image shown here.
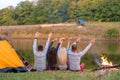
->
[101,55,113,67]
[92,55,120,71]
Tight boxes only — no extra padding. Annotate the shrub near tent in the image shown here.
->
[0,40,27,72]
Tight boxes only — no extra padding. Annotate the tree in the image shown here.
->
[13,0,34,25]
[0,7,17,25]
[31,0,49,24]
[0,0,120,25]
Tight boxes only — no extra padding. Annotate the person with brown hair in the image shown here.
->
[46,38,58,70]
[67,38,95,72]
[47,37,68,70]
[33,32,52,71]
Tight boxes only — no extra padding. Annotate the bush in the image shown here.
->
[104,28,119,39]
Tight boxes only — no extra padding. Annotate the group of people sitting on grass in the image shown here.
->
[33,32,95,72]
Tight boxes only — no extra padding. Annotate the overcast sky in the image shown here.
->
[0,0,32,9]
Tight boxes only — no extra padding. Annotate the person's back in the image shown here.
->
[33,32,52,71]
[67,51,82,70]
[67,38,95,71]
[34,51,46,70]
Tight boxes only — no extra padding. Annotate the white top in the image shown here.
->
[67,42,92,70]
[33,39,49,70]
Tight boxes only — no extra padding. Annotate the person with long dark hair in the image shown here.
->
[47,38,58,70]
[47,38,67,70]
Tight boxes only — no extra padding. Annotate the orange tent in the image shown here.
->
[0,40,27,72]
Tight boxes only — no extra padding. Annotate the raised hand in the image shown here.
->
[67,37,72,46]
[90,39,95,44]
[34,32,40,38]
[52,38,58,42]
[48,32,53,38]
[60,38,66,41]
[76,38,81,43]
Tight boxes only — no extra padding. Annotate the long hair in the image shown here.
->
[48,47,57,67]
[57,47,67,65]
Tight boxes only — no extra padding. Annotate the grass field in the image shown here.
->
[0,70,120,80]
[0,22,120,39]
[0,22,120,80]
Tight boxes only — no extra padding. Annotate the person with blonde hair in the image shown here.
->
[57,38,67,70]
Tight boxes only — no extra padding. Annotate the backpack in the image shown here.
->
[57,47,67,65]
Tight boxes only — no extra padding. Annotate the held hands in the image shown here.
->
[59,37,66,43]
[90,39,95,44]
[68,37,72,40]
[61,38,66,41]
[52,38,58,42]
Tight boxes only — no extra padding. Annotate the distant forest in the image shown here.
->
[0,0,120,26]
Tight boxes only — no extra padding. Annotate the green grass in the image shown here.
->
[0,70,120,80]
[1,22,120,80]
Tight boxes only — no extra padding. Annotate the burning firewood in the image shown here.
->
[92,55,120,71]
[92,64,120,71]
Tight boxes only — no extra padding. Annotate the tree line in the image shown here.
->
[0,0,120,26]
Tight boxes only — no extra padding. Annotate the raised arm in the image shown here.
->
[66,37,72,51]
[44,32,52,54]
[56,39,61,52]
[47,41,53,54]
[47,38,57,54]
[33,32,40,55]
[70,38,80,46]
[79,39,95,57]
[47,38,57,69]
[57,38,65,54]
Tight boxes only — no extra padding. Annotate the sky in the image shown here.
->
[0,0,32,9]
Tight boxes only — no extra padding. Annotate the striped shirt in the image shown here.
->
[67,42,92,70]
[33,39,49,71]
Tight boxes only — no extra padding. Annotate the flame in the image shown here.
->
[101,55,113,66]
[100,55,118,71]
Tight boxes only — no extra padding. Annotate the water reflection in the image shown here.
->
[8,38,120,68]
[9,38,120,55]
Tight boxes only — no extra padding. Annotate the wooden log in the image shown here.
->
[91,64,120,71]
